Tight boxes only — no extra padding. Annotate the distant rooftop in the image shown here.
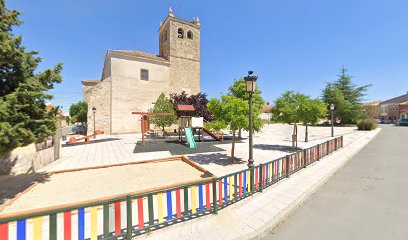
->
[363,101,382,106]
[381,92,408,104]
[262,105,273,113]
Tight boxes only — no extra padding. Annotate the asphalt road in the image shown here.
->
[259,125,408,240]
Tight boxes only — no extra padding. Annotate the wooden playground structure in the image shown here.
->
[132,105,223,147]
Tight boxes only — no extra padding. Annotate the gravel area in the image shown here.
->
[0,159,210,215]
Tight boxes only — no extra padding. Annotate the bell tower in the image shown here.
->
[159,7,201,94]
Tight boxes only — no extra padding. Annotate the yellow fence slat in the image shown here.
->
[33,217,42,240]
[157,192,164,223]
[91,206,98,240]
[191,186,197,214]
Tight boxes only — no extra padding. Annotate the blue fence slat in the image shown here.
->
[223,177,228,203]
[243,171,247,195]
[17,219,26,240]
[78,208,85,240]
[167,191,173,220]
[199,184,204,212]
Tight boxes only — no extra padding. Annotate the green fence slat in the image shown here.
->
[184,187,189,215]
[49,213,57,240]
[148,194,154,225]
[126,195,133,239]
[103,203,109,238]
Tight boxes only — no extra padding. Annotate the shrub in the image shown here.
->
[357,118,377,130]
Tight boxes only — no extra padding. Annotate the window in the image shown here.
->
[187,30,193,39]
[140,69,149,81]
[178,28,184,38]
[163,30,167,42]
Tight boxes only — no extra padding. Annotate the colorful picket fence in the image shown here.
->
[0,136,343,240]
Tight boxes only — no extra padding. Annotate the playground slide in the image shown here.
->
[184,128,197,149]
[202,128,222,141]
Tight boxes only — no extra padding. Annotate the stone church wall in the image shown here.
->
[86,77,111,135]
[110,56,170,134]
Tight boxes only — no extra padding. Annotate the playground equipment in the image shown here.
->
[177,105,203,145]
[67,130,104,144]
[131,112,176,146]
[131,105,222,147]
[184,128,197,148]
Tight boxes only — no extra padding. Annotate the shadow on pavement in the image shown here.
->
[253,144,299,153]
[0,172,49,209]
[188,153,245,166]
[62,138,121,147]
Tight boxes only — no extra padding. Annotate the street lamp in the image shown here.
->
[330,103,335,137]
[92,107,96,138]
[244,71,257,169]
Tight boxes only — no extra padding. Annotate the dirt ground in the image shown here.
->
[0,159,210,215]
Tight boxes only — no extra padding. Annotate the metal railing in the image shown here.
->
[0,136,343,239]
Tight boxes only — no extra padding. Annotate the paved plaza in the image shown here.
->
[0,124,378,239]
[41,124,366,178]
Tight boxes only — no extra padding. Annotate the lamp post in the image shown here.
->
[92,107,96,138]
[245,71,257,193]
[244,71,258,169]
[330,103,335,137]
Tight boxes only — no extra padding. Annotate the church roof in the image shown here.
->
[109,50,169,63]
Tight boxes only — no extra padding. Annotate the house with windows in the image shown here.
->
[82,8,201,134]
[379,92,408,123]
[400,101,408,119]
[363,101,381,120]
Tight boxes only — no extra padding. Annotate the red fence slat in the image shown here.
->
[64,211,71,240]
[0,223,8,240]
[205,183,211,210]
[176,189,181,218]
[114,202,121,235]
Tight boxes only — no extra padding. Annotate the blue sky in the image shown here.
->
[7,0,408,111]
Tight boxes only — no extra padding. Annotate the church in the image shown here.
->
[82,8,201,134]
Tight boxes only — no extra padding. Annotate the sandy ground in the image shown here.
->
[0,160,210,215]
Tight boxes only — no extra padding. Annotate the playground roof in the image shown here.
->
[177,105,195,111]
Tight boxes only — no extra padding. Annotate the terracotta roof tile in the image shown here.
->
[262,105,273,113]
[177,105,195,111]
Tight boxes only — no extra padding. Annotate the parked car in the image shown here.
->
[395,119,408,126]
[71,124,87,134]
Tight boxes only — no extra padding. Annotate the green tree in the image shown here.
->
[227,78,265,137]
[69,101,88,124]
[0,1,63,155]
[300,98,327,142]
[149,93,177,132]
[322,67,371,124]
[272,91,306,149]
[208,95,249,162]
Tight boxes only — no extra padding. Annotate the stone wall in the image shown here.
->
[169,57,200,95]
[0,144,55,175]
[86,77,112,135]
[165,17,201,95]
[110,56,170,134]
[82,81,99,103]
